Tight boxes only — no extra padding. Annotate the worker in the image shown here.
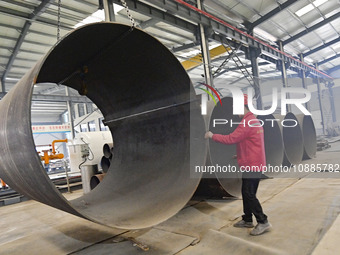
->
[205,94,272,236]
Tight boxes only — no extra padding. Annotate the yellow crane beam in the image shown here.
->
[181,45,230,71]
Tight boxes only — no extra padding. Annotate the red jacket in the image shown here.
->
[212,112,266,171]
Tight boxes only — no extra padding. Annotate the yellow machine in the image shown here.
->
[39,139,68,165]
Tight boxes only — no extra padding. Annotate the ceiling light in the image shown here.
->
[73,9,105,28]
[313,0,328,7]
[113,3,124,14]
[73,3,125,29]
[295,0,328,17]
[295,4,314,17]
[254,27,277,43]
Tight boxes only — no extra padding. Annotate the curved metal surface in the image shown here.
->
[100,156,110,174]
[296,115,317,159]
[196,100,233,198]
[280,113,304,166]
[257,114,284,177]
[0,23,206,229]
[103,143,113,159]
[208,97,242,197]
[90,174,106,190]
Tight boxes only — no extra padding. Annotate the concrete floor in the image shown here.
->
[1,149,340,255]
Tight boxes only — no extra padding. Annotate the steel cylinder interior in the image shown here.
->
[0,23,206,229]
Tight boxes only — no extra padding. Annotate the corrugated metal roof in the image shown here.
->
[0,0,339,118]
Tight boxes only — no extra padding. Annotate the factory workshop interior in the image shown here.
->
[1,0,340,254]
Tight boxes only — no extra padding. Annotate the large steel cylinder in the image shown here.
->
[257,114,284,176]
[90,174,106,190]
[0,23,206,229]
[100,156,110,174]
[195,99,231,198]
[103,143,113,159]
[208,97,242,197]
[296,115,317,159]
[280,112,304,166]
[81,165,98,194]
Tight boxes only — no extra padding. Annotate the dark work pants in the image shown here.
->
[241,172,268,224]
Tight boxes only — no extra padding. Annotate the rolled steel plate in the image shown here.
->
[257,114,284,177]
[208,97,242,197]
[279,113,304,166]
[0,23,206,229]
[295,114,317,159]
[103,143,113,159]
[100,156,110,174]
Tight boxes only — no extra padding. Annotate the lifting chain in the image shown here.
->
[120,0,136,29]
[57,0,61,41]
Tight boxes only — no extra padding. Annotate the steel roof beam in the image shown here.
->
[318,54,340,66]
[143,0,332,80]
[326,65,340,74]
[0,24,61,38]
[172,42,198,52]
[0,34,53,47]
[0,64,31,70]
[213,62,271,78]
[0,92,90,103]
[283,12,340,45]
[0,0,91,16]
[1,0,56,91]
[247,0,298,30]
[72,0,98,8]
[0,6,74,30]
[140,18,159,29]
[0,46,46,55]
[303,37,340,57]
[112,0,197,34]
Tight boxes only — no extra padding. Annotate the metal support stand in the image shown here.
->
[103,0,116,22]
[197,0,213,115]
[278,40,290,113]
[63,160,71,193]
[197,0,213,88]
[326,81,337,122]
[299,54,310,112]
[0,78,5,93]
[65,87,75,139]
[249,47,263,109]
[315,63,326,134]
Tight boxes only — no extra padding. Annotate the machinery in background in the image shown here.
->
[0,179,7,190]
[38,139,68,172]
[67,132,113,194]
[68,131,112,172]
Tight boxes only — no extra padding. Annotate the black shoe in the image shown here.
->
[233,220,254,228]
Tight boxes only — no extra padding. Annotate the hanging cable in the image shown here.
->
[57,0,61,41]
[120,0,136,29]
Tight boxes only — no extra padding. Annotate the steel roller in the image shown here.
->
[295,115,317,159]
[0,23,206,229]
